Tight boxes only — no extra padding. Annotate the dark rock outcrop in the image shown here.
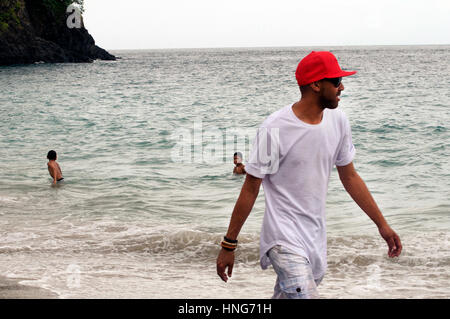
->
[0,0,115,65]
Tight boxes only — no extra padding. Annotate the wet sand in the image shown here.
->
[0,276,58,299]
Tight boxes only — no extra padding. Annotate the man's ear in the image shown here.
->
[310,81,321,93]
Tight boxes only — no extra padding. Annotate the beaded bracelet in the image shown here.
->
[221,236,238,251]
[220,243,236,251]
[224,236,238,244]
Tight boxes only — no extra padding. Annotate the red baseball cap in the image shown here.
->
[295,51,356,86]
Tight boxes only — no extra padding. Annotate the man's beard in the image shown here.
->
[319,93,339,110]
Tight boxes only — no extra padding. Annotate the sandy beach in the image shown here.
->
[0,276,57,299]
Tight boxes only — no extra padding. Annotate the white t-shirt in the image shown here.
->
[245,103,356,280]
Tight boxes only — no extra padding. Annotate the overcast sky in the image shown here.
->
[83,0,450,50]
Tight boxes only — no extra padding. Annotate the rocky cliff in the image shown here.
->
[0,0,115,65]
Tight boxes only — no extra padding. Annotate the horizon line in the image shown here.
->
[103,43,450,51]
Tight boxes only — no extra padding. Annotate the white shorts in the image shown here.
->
[267,245,324,299]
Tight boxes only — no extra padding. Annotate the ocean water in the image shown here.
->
[0,45,449,299]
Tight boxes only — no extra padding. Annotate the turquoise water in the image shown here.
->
[0,45,449,298]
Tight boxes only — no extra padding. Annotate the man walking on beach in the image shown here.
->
[216,51,402,298]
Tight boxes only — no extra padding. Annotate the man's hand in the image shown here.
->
[378,225,402,258]
[216,249,235,282]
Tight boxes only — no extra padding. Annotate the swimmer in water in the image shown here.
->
[47,150,64,185]
[233,152,246,175]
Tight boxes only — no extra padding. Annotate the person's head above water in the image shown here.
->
[295,51,356,110]
[234,152,243,165]
[47,150,57,161]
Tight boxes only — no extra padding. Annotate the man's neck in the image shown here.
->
[292,99,324,125]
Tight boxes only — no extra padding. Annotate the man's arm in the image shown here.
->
[217,174,262,282]
[52,169,58,184]
[336,162,402,258]
[48,163,57,185]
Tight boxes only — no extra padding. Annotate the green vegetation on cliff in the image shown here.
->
[0,1,23,31]
[42,0,84,15]
[0,1,84,33]
[0,0,115,65]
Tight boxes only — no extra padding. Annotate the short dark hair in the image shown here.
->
[234,152,243,158]
[47,150,57,160]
